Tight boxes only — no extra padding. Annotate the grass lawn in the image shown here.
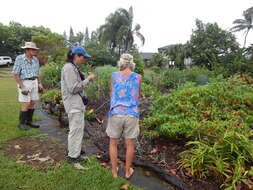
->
[0,70,142,190]
[0,72,37,145]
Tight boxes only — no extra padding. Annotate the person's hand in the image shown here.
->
[38,83,44,93]
[87,74,95,81]
[21,86,29,95]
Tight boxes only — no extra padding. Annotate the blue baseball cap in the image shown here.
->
[71,46,91,58]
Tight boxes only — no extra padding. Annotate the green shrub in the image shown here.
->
[143,75,253,189]
[195,74,209,85]
[40,89,61,102]
[150,66,161,73]
[143,68,160,85]
[134,61,145,76]
[179,130,253,190]
[41,62,64,87]
[161,66,215,89]
[85,65,117,102]
[86,42,116,66]
[143,66,215,92]
[143,68,171,92]
[184,66,215,84]
[141,83,157,99]
[143,75,253,139]
[163,67,186,89]
[41,61,91,88]
[47,48,68,63]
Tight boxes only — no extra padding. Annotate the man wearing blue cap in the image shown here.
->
[61,46,95,163]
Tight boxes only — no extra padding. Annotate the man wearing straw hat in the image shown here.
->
[12,42,43,130]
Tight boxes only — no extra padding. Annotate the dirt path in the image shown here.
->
[35,109,100,155]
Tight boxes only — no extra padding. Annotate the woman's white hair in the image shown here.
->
[117,53,135,71]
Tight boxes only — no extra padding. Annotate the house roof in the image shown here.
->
[140,52,155,60]
[158,45,175,52]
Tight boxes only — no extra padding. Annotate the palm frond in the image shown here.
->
[233,19,247,25]
[128,6,134,22]
[230,25,247,32]
[133,24,141,32]
[243,6,253,22]
[135,32,145,45]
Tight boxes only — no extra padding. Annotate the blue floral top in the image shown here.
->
[109,72,141,117]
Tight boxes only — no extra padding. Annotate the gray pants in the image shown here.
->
[68,111,84,158]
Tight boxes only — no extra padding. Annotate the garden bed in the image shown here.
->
[86,114,222,190]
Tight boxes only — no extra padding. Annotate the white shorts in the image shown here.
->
[18,79,39,102]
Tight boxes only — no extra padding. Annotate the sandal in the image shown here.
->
[125,167,134,180]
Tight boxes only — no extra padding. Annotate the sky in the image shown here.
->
[0,0,252,52]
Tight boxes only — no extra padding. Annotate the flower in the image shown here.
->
[87,109,94,115]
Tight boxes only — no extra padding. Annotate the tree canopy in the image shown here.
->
[0,22,51,56]
[188,19,240,70]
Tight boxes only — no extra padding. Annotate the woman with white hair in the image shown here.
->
[106,53,142,179]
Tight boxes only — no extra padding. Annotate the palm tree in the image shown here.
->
[98,11,124,52]
[231,6,253,47]
[98,6,145,54]
[117,6,145,52]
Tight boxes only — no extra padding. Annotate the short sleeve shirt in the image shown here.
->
[12,54,40,80]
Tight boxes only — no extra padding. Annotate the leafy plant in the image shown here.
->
[143,75,253,139]
[40,62,64,88]
[179,130,253,189]
[143,66,215,92]
[40,89,61,102]
[143,74,253,189]
[85,65,117,103]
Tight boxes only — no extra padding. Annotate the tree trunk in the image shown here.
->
[243,29,250,48]
[125,40,129,53]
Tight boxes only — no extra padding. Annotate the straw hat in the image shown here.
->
[21,42,39,50]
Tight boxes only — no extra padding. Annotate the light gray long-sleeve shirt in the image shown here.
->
[61,62,89,113]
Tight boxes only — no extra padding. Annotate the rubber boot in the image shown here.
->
[26,109,40,128]
[18,111,29,130]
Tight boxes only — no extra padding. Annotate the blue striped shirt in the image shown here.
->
[12,54,40,80]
